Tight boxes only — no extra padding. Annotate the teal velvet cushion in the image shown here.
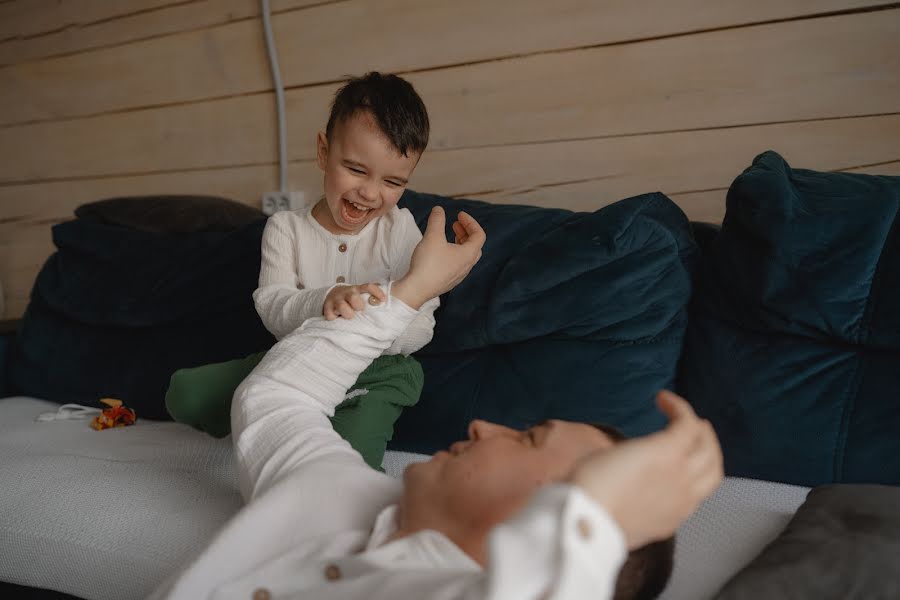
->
[394,191,698,453]
[6,214,273,420]
[680,151,900,486]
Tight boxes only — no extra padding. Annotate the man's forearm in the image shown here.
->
[391,276,431,311]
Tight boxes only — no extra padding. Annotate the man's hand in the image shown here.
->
[323,283,387,320]
[570,390,723,550]
[393,207,486,309]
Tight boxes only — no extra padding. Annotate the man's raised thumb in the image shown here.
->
[424,206,446,239]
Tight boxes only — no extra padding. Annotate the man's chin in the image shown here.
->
[402,455,440,484]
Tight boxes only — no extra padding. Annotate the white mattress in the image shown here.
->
[0,396,809,599]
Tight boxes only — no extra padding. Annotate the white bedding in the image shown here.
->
[0,396,809,600]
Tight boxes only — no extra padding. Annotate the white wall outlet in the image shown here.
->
[261,191,307,215]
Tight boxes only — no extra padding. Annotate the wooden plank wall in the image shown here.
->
[1,0,898,319]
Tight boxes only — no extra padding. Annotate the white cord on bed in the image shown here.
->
[36,404,101,422]
[261,0,288,194]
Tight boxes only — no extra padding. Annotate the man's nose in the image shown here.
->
[468,419,508,441]
[449,440,470,455]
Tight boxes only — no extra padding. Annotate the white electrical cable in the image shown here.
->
[261,0,288,193]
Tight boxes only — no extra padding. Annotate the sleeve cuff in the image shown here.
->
[553,485,627,599]
[381,280,421,318]
[485,484,627,599]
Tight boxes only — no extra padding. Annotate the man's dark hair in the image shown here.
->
[326,71,430,157]
[591,423,676,600]
[613,537,675,600]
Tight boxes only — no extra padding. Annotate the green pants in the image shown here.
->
[165,352,423,470]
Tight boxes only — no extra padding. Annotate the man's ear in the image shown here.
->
[316,131,328,171]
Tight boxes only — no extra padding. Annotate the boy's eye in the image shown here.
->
[347,166,365,174]
[385,180,403,188]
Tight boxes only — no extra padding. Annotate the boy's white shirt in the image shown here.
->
[149,295,627,600]
[253,204,439,356]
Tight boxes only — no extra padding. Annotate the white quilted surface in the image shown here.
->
[0,396,810,600]
[661,476,809,599]
[382,449,429,477]
[0,396,241,600]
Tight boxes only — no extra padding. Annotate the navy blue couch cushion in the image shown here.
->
[394,191,698,453]
[680,151,900,486]
[5,216,274,420]
[6,190,697,452]
[0,334,8,397]
[76,195,264,234]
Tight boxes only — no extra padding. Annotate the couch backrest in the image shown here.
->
[680,150,900,486]
[395,190,698,452]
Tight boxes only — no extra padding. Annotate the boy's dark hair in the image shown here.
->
[326,71,430,157]
[592,423,676,600]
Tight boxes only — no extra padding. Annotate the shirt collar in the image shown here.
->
[363,504,481,572]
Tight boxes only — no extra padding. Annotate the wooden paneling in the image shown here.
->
[0,0,185,40]
[0,92,296,183]
[5,115,895,229]
[3,114,897,318]
[415,115,900,215]
[845,160,900,175]
[2,10,898,184]
[1,1,898,319]
[0,0,332,66]
[415,11,900,150]
[0,1,890,125]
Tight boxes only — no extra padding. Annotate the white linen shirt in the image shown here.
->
[253,204,439,356]
[149,294,627,600]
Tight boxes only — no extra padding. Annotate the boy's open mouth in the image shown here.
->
[341,198,371,225]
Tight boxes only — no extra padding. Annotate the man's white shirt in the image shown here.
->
[150,292,626,600]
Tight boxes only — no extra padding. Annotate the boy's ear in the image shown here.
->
[316,131,328,171]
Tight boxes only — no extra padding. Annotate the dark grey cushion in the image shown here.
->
[75,195,263,233]
[716,484,900,599]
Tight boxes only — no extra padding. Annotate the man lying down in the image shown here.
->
[150,207,723,600]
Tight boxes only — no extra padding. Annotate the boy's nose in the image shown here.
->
[358,183,377,203]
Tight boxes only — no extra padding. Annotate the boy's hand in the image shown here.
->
[323,283,386,320]
[393,207,486,309]
[570,390,723,550]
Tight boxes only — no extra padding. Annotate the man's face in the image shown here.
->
[314,110,420,235]
[399,419,615,536]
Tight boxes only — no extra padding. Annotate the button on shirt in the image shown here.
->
[252,205,439,356]
[149,299,626,600]
[323,565,341,581]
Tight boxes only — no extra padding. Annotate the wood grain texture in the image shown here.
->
[843,160,900,175]
[0,0,186,40]
[414,115,900,224]
[1,2,897,319]
[3,115,898,318]
[0,1,892,124]
[0,0,338,66]
[2,11,898,184]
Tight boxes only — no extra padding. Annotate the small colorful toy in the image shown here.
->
[91,398,137,430]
